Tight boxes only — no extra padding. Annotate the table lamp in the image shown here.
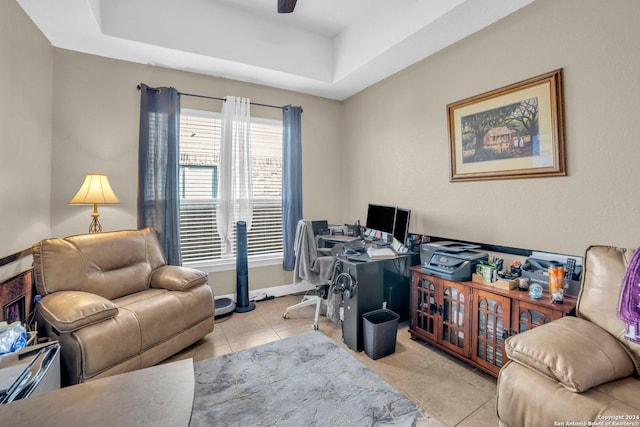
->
[69,174,120,233]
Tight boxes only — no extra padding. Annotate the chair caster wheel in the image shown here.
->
[312,323,318,330]
[283,312,290,319]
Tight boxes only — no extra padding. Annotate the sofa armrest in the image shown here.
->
[38,291,118,333]
[505,316,635,392]
[150,265,208,291]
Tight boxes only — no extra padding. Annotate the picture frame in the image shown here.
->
[447,69,565,182]
[3,296,25,324]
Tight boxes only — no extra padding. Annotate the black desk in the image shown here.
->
[330,250,418,352]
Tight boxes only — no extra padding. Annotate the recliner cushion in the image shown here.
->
[38,291,118,333]
[113,287,214,351]
[577,245,640,371]
[32,228,165,300]
[506,316,635,392]
[150,265,208,291]
[72,307,143,379]
[498,361,640,427]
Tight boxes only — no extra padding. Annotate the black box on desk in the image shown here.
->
[521,258,581,298]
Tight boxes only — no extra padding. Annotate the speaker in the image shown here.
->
[234,221,255,313]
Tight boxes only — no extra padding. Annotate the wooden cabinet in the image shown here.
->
[410,267,576,377]
[413,274,438,341]
[472,290,511,374]
[440,280,471,357]
[512,300,561,334]
[412,274,471,357]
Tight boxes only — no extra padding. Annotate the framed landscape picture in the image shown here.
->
[448,69,565,182]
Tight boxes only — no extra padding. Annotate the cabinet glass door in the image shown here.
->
[515,301,555,333]
[415,277,439,341]
[440,281,469,356]
[474,290,510,374]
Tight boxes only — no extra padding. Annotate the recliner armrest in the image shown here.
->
[38,291,118,333]
[505,316,635,392]
[150,265,208,291]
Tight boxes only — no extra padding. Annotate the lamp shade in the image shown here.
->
[69,174,120,205]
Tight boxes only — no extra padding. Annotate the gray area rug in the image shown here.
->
[191,331,431,426]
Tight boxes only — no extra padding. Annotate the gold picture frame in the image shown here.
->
[448,69,565,182]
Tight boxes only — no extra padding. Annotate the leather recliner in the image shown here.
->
[32,227,214,385]
[497,246,640,426]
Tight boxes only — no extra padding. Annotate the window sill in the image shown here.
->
[184,253,284,272]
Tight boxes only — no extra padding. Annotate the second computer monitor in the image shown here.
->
[365,204,411,243]
[393,208,411,244]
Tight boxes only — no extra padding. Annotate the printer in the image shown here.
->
[420,241,488,281]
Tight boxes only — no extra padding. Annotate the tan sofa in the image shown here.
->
[32,228,214,385]
[497,246,640,426]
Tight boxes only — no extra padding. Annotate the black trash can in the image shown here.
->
[362,309,400,360]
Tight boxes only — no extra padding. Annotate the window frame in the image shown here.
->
[178,108,284,271]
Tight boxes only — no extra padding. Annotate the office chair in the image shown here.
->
[283,220,339,330]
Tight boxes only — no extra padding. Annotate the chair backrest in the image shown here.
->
[577,245,640,369]
[32,227,166,300]
[311,220,328,236]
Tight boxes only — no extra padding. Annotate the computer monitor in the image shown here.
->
[393,208,411,244]
[311,220,328,236]
[365,204,396,235]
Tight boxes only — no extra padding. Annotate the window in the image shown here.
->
[180,166,217,199]
[179,108,283,264]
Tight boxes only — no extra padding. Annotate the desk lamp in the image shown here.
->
[69,174,120,233]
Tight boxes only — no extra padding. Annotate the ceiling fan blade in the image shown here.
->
[278,0,297,14]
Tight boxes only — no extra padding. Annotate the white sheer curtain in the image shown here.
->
[217,96,253,256]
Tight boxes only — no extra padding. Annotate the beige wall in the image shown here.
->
[50,49,344,295]
[342,0,640,257]
[0,0,53,277]
[4,0,640,295]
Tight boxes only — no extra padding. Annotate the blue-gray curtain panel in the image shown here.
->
[282,105,303,271]
[137,84,182,266]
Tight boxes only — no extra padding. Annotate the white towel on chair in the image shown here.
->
[293,220,335,285]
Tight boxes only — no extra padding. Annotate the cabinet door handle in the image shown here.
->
[429,303,437,314]
[510,329,518,336]
[438,304,443,316]
[502,330,509,340]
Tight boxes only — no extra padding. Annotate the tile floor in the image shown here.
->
[166,294,498,427]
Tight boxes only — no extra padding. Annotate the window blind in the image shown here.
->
[178,109,283,263]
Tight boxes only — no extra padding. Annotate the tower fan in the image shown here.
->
[278,0,297,13]
[235,221,255,313]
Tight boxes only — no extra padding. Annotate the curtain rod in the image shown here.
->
[136,84,292,111]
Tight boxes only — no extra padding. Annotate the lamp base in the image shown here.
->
[89,213,102,233]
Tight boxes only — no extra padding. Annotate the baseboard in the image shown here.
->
[215,281,315,303]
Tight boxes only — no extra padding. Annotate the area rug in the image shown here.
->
[191,331,433,426]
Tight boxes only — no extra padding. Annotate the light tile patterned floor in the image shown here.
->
[166,294,498,426]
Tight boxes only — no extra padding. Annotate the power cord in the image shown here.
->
[250,293,275,302]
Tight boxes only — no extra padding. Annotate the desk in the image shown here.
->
[0,359,194,427]
[319,234,360,244]
[0,341,60,402]
[333,251,418,352]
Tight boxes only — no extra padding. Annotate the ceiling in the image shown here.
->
[17,0,534,100]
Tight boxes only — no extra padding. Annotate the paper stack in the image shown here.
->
[367,247,397,259]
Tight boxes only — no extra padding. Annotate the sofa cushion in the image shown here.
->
[577,245,640,371]
[71,307,143,379]
[506,316,635,392]
[62,287,214,382]
[32,228,165,300]
[39,291,118,333]
[113,287,214,351]
[150,265,208,291]
[498,361,640,427]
